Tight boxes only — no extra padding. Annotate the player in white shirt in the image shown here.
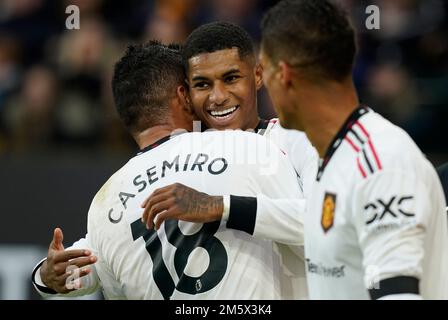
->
[33,41,306,299]
[89,129,303,299]
[140,22,316,299]
[33,23,316,299]
[259,0,448,299]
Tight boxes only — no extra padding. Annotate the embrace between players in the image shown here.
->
[32,0,448,300]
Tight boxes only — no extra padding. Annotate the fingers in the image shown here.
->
[154,208,177,230]
[146,197,175,230]
[142,190,171,225]
[54,255,97,275]
[50,228,64,251]
[52,249,92,263]
[66,255,97,270]
[141,183,189,229]
[140,194,151,209]
[140,183,186,208]
[140,185,172,208]
[55,266,92,292]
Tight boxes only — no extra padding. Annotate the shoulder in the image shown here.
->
[266,117,312,145]
[88,164,127,223]
[352,111,426,173]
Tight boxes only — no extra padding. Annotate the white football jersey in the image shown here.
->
[258,118,318,198]
[86,130,303,299]
[32,121,316,300]
[256,119,318,299]
[305,106,448,299]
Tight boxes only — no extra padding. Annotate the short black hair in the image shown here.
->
[183,22,255,71]
[112,41,184,132]
[261,0,356,81]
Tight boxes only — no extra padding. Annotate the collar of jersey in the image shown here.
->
[137,132,185,156]
[316,105,371,181]
[255,119,269,134]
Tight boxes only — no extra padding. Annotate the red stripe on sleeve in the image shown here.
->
[355,121,382,170]
[345,136,360,152]
[357,157,367,178]
[355,121,370,139]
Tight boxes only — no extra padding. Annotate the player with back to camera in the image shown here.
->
[259,0,448,299]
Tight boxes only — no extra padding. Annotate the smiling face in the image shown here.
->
[187,48,262,130]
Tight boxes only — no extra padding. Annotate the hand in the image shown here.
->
[40,228,97,293]
[141,183,223,230]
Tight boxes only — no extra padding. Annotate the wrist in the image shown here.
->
[212,196,224,221]
[40,261,50,287]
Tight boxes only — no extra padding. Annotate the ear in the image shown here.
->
[278,61,293,88]
[254,63,263,90]
[176,85,193,114]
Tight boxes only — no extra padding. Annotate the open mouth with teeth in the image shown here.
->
[208,105,239,119]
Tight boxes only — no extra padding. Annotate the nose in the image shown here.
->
[209,81,229,106]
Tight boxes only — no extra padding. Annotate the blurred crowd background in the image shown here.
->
[0,0,447,299]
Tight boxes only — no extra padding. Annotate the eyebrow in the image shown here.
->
[191,75,209,82]
[222,69,240,78]
[191,68,241,82]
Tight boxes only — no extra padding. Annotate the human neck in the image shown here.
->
[134,124,184,150]
[300,79,359,158]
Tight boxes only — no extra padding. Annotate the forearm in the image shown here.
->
[225,194,305,245]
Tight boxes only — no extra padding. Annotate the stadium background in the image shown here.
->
[0,0,446,299]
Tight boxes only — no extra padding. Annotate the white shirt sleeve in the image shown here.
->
[353,169,428,296]
[86,197,127,299]
[226,135,306,246]
[268,124,318,198]
[31,236,101,298]
[253,196,306,246]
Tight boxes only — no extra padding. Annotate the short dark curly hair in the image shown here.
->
[261,0,356,81]
[183,21,255,71]
[112,41,185,132]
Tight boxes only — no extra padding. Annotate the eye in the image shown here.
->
[225,75,240,83]
[193,81,209,89]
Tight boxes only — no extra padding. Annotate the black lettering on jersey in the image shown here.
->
[183,154,191,171]
[108,208,123,224]
[131,219,228,299]
[397,196,415,216]
[191,153,209,171]
[162,155,179,178]
[305,259,345,278]
[133,174,147,192]
[208,158,228,175]
[146,166,159,184]
[119,192,135,209]
[365,195,415,225]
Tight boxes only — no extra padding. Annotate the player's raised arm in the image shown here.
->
[141,134,306,246]
[32,229,100,297]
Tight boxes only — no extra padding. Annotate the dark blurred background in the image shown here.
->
[0,0,446,299]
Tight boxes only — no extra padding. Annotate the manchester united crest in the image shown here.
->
[321,192,336,233]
